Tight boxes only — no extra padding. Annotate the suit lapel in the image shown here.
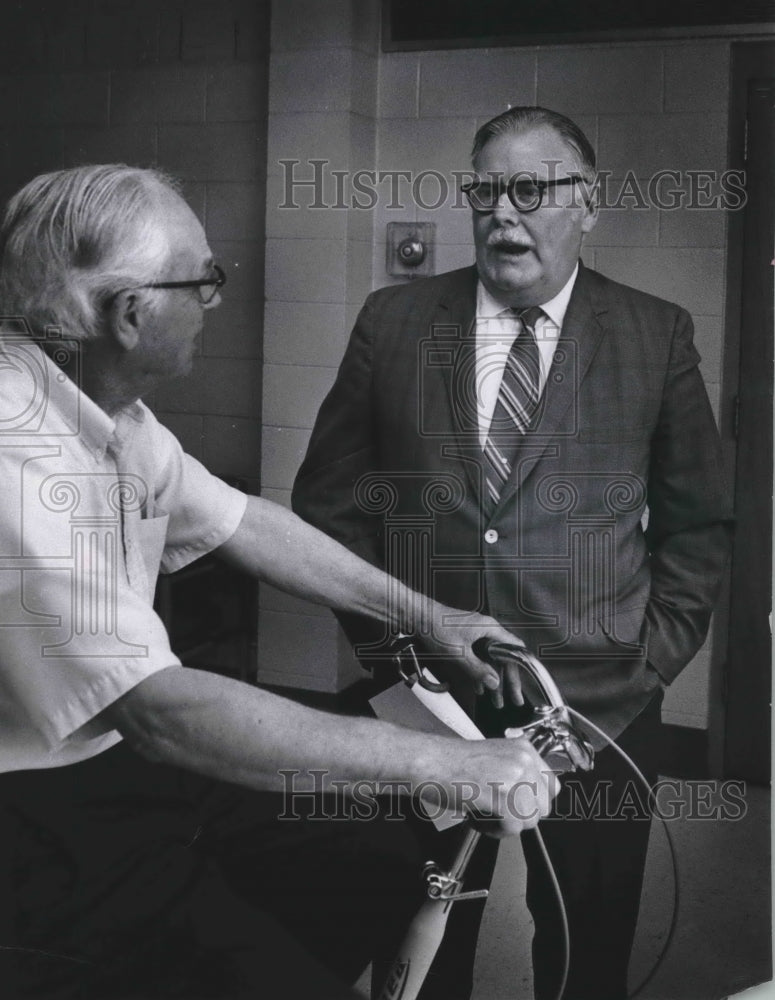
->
[496,265,610,508]
[429,268,487,505]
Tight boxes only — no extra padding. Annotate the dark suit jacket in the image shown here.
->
[292,263,733,739]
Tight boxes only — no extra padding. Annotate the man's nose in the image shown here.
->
[203,290,221,310]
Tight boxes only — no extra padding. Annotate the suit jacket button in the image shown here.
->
[484,529,499,544]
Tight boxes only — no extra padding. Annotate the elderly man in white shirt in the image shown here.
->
[0,164,555,1000]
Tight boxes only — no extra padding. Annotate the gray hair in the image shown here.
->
[471,106,597,179]
[0,164,181,342]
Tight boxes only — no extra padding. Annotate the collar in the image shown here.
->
[33,341,145,461]
[476,263,580,328]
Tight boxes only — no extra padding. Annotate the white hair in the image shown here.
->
[0,164,181,342]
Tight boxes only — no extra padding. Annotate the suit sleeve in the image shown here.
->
[292,293,393,661]
[644,309,734,684]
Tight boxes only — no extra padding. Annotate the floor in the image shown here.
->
[359,781,772,1000]
[471,780,772,1000]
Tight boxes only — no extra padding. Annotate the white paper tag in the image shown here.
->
[369,673,485,830]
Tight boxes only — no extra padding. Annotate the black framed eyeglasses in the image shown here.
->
[134,263,226,304]
[461,176,583,214]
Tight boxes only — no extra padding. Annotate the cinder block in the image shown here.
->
[158,123,264,181]
[207,181,266,240]
[594,247,725,316]
[206,63,267,122]
[181,181,207,221]
[155,411,204,461]
[345,239,376,305]
[587,204,660,247]
[85,5,139,69]
[351,0,380,54]
[181,4,235,63]
[352,49,378,118]
[203,415,262,478]
[270,0,353,52]
[0,72,109,127]
[264,300,348,367]
[270,48,355,115]
[256,609,342,692]
[234,0,270,62]
[659,204,727,249]
[379,53,419,119]
[203,299,264,358]
[267,112,353,178]
[418,198,473,250]
[208,239,264,301]
[154,357,261,417]
[435,243,475,275]
[264,238,347,304]
[598,113,727,178]
[265,173,349,241]
[420,49,536,118]
[664,43,730,113]
[111,68,206,124]
[412,116,479,178]
[262,363,337,429]
[202,300,262,359]
[63,125,156,168]
[261,424,312,490]
[537,46,662,114]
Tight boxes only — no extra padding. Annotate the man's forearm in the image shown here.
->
[105,665,554,833]
[217,496,424,635]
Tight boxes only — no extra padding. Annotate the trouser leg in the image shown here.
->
[0,743,420,1000]
[522,694,663,1000]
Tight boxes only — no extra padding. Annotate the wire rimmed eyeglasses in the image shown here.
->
[461,176,584,214]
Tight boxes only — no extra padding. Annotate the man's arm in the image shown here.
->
[644,309,734,684]
[215,493,515,692]
[104,665,555,837]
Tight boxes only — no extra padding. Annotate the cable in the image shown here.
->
[531,824,571,1000]
[566,706,681,998]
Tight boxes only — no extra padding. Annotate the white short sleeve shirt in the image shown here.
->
[0,338,247,772]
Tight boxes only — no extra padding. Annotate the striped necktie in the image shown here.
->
[482,306,544,511]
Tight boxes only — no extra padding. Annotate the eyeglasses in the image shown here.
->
[133,263,226,304]
[461,176,584,214]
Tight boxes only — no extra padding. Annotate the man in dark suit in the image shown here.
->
[293,107,733,1000]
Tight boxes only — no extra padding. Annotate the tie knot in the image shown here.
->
[515,306,544,332]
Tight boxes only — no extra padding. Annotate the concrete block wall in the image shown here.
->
[262,13,734,725]
[0,0,269,494]
[257,0,380,690]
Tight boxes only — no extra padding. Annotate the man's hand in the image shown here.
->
[418,604,528,708]
[418,731,559,838]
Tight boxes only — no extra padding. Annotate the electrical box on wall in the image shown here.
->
[386,222,435,278]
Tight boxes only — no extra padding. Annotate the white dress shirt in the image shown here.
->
[0,337,247,772]
[475,264,579,447]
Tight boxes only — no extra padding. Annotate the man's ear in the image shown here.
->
[106,290,144,352]
[580,175,600,234]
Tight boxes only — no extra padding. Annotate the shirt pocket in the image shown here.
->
[137,511,169,603]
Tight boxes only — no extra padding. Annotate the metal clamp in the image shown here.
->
[423,862,489,903]
[391,635,449,693]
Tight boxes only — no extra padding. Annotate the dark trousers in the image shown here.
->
[0,743,423,1000]
[474,691,664,1000]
